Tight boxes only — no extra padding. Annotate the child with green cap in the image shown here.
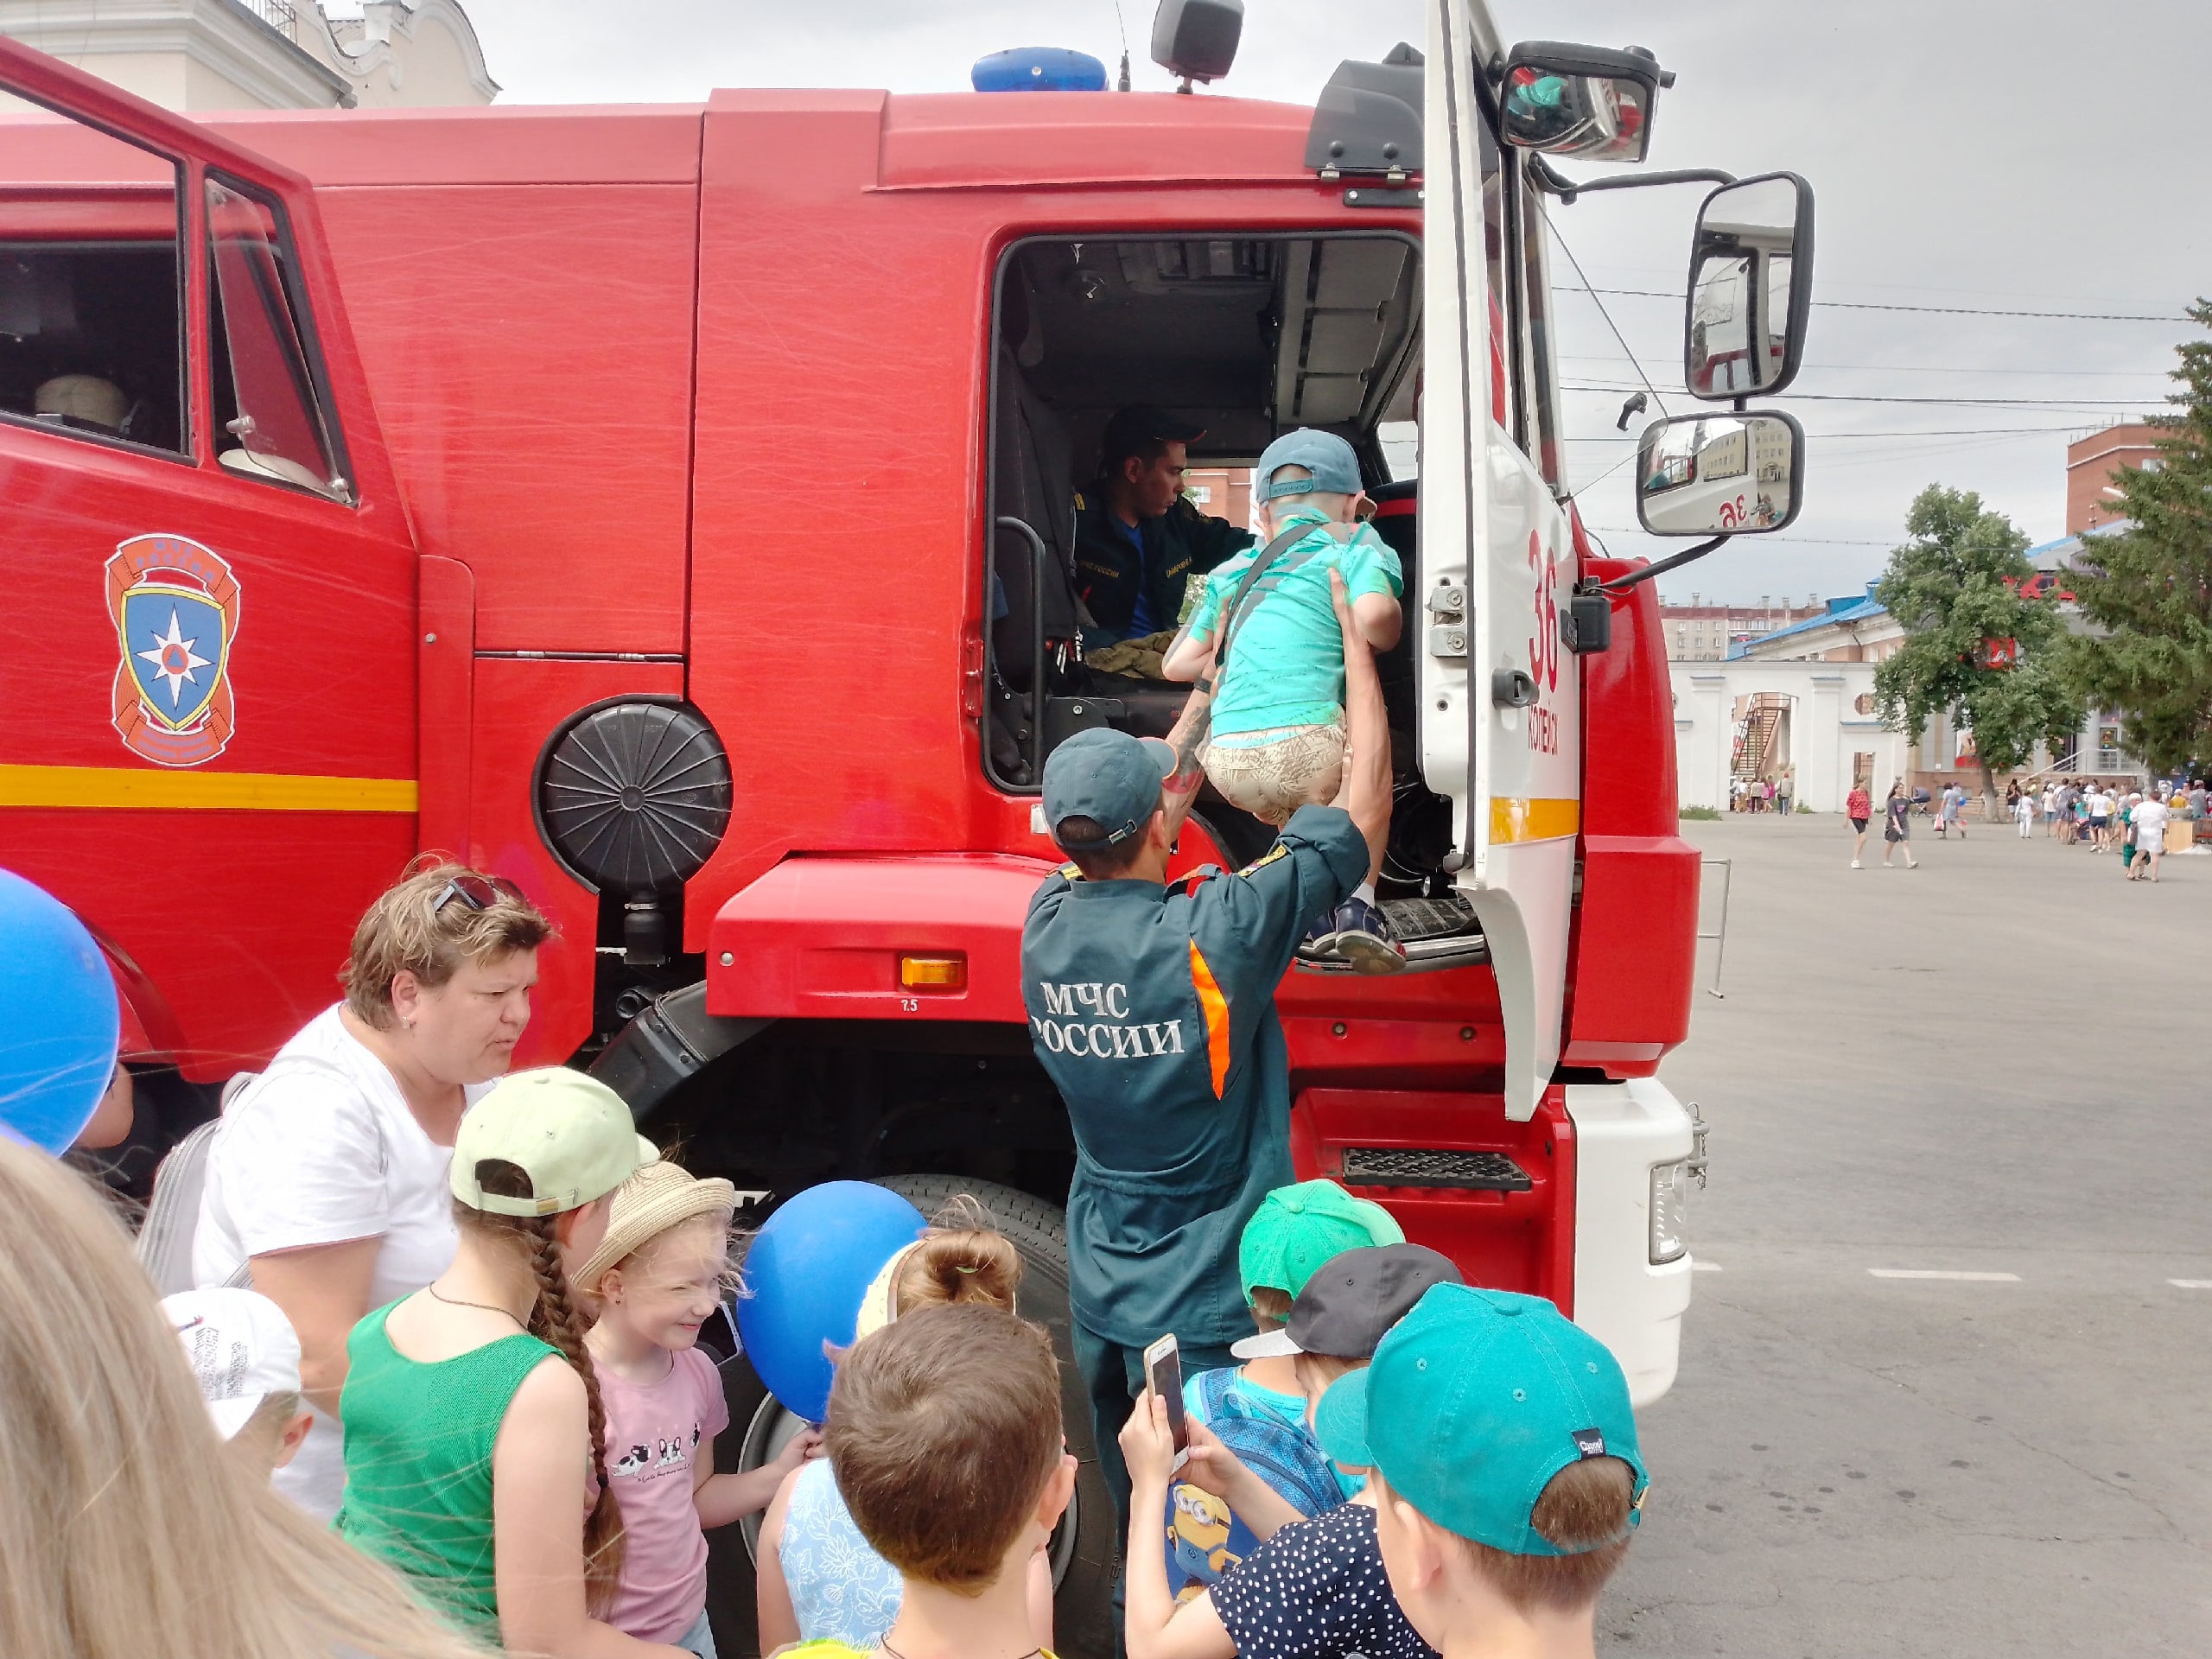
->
[1313,1283,1648,1659]
[1190,1178,1404,1452]
[1130,1179,1406,1610]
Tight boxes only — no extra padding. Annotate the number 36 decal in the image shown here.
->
[1526,531,1559,695]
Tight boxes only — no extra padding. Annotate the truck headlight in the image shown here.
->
[1649,1160,1691,1264]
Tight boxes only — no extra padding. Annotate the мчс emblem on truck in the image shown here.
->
[105,533,241,768]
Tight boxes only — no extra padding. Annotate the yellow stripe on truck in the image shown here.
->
[1489,797,1580,844]
[0,763,417,813]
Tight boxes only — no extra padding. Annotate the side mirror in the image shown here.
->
[1497,41,1668,163]
[1685,173,1815,399]
[1151,0,1243,89]
[1635,411,1804,537]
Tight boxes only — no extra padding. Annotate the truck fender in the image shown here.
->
[588,982,772,1125]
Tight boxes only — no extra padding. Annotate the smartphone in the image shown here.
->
[1141,1333,1190,1472]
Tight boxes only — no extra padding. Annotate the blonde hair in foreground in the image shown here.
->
[0,1140,490,1659]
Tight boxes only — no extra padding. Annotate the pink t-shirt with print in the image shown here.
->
[597,1345,731,1643]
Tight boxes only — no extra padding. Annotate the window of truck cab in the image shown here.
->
[0,103,188,459]
[981,230,1421,797]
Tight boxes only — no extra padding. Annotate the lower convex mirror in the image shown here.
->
[1635,410,1803,536]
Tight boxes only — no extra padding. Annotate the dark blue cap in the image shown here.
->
[1042,729,1178,850]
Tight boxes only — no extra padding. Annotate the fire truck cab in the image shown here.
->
[4,2,1816,1644]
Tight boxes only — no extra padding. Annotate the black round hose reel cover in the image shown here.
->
[537,702,732,893]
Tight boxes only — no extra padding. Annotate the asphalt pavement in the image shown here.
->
[1605,810,2212,1656]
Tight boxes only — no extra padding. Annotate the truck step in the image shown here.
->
[1381,893,1481,941]
[1294,893,1488,974]
[1338,1147,1533,1192]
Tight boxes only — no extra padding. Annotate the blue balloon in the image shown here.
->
[737,1180,926,1421]
[0,868,119,1154]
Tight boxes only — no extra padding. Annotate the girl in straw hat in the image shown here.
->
[579,1160,822,1657]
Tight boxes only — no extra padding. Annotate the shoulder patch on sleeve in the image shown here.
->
[1166,865,1221,898]
[1236,843,1292,878]
[1057,862,1084,881]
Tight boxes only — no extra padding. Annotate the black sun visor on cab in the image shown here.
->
[1306,45,1424,181]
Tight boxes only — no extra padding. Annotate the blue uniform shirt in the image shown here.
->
[1022,804,1370,1347]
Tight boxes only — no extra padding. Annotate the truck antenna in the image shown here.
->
[1112,0,1132,89]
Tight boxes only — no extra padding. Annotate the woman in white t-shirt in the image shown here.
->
[194,862,553,1518]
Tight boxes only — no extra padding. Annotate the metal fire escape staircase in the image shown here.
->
[1732,696,1786,787]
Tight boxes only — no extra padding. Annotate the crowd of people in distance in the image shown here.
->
[1840,775,2202,880]
[1727,767,1794,813]
[2020,777,2200,882]
[7,852,1644,1659]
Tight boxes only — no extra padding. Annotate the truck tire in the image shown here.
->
[700,1173,1116,1659]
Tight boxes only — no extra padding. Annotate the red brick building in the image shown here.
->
[1182,467,1252,530]
[2067,423,2164,533]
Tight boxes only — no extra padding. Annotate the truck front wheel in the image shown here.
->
[701,1173,1116,1658]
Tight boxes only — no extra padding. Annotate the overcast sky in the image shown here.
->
[462,0,2211,605]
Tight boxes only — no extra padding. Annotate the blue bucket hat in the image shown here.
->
[1315,1282,1648,1556]
[1255,428,1363,500]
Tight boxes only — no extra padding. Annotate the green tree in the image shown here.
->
[2057,299,2212,776]
[1873,485,2082,814]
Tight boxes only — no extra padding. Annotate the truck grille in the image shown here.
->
[1339,1147,1532,1192]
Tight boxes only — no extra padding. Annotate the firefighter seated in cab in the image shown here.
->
[1075,404,1254,673]
[1021,565,1391,1529]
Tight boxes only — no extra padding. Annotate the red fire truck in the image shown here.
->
[3,1,1814,1641]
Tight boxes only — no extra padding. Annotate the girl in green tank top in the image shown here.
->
[335,1067,682,1656]
[336,1303,556,1632]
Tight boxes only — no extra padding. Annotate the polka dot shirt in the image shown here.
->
[1210,1501,1437,1659]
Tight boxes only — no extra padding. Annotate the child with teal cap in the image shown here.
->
[1313,1283,1648,1659]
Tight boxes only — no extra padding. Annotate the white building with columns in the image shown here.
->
[1672,658,1912,815]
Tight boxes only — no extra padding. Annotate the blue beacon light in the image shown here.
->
[971,47,1109,92]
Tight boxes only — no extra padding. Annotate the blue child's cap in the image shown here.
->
[1042,728,1178,851]
[1255,428,1363,501]
[1314,1282,1648,1556]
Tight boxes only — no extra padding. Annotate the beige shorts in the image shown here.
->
[1203,723,1347,826]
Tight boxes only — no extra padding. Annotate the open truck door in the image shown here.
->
[0,40,420,1077]
[1418,2,1581,1122]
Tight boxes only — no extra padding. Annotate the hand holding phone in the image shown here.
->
[1141,1333,1190,1473]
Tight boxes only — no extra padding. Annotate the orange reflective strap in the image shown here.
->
[1187,938,1230,1099]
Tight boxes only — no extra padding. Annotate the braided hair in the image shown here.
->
[460,1161,625,1612]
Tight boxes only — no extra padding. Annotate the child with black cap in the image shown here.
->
[1314,1283,1648,1659]
[1120,1243,1461,1659]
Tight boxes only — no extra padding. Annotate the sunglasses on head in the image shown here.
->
[431,873,528,915]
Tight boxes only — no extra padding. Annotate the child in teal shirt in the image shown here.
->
[1163,429,1405,969]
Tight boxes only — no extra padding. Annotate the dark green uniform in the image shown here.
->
[1072,491,1254,647]
[1022,804,1369,1518]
